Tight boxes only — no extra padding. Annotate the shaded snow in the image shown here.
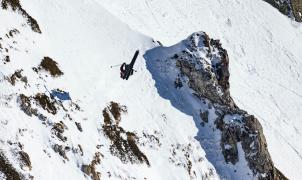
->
[144,40,254,179]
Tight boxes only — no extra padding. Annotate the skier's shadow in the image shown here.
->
[144,46,231,178]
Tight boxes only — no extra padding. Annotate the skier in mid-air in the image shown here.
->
[120,50,139,80]
[120,63,133,79]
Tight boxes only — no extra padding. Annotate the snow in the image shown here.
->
[223,114,243,125]
[0,0,219,179]
[1,0,302,179]
[0,172,6,180]
[97,0,302,179]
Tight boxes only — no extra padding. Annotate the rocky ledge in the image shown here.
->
[172,32,287,179]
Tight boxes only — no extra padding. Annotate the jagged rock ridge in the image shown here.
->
[175,32,287,179]
[145,32,288,179]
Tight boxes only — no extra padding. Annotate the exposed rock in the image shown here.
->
[7,69,27,86]
[53,144,68,160]
[220,129,239,164]
[174,32,287,179]
[18,92,74,124]
[140,131,162,148]
[52,122,65,134]
[75,122,83,132]
[1,0,42,33]
[209,39,230,92]
[102,102,150,166]
[18,94,38,117]
[52,122,67,142]
[0,153,22,180]
[175,32,236,108]
[214,109,288,179]
[169,144,195,176]
[200,110,209,123]
[292,0,302,21]
[18,94,54,123]
[174,76,183,89]
[4,56,10,63]
[82,165,92,175]
[18,151,31,171]
[38,57,63,77]
[82,152,102,180]
[107,101,127,124]
[264,0,302,22]
[8,70,22,85]
[8,29,20,37]
[78,144,84,156]
[264,0,292,17]
[176,59,225,104]
[34,93,57,115]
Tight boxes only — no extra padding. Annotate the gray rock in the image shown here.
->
[174,32,287,179]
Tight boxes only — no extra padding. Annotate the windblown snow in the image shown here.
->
[0,0,302,180]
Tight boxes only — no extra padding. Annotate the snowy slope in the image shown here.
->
[1,0,302,179]
[0,0,220,179]
[94,0,302,179]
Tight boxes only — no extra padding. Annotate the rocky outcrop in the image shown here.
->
[264,0,302,22]
[102,102,150,166]
[18,151,32,171]
[292,0,302,21]
[1,0,42,33]
[214,106,287,179]
[0,153,22,180]
[174,32,287,179]
[82,152,102,180]
[175,32,235,108]
[37,57,64,77]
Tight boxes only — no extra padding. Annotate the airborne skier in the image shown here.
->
[120,50,139,80]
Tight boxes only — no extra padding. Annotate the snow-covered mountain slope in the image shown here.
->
[86,0,302,179]
[1,0,302,179]
[0,0,220,179]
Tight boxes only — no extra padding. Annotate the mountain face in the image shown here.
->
[1,0,302,180]
[264,0,302,21]
[145,32,287,179]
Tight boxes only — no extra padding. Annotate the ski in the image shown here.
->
[125,50,139,80]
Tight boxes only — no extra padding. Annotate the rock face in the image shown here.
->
[173,32,287,179]
[0,153,22,180]
[102,102,150,166]
[292,0,302,21]
[264,0,302,22]
[175,32,235,108]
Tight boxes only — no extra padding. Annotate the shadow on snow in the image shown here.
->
[143,45,236,179]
